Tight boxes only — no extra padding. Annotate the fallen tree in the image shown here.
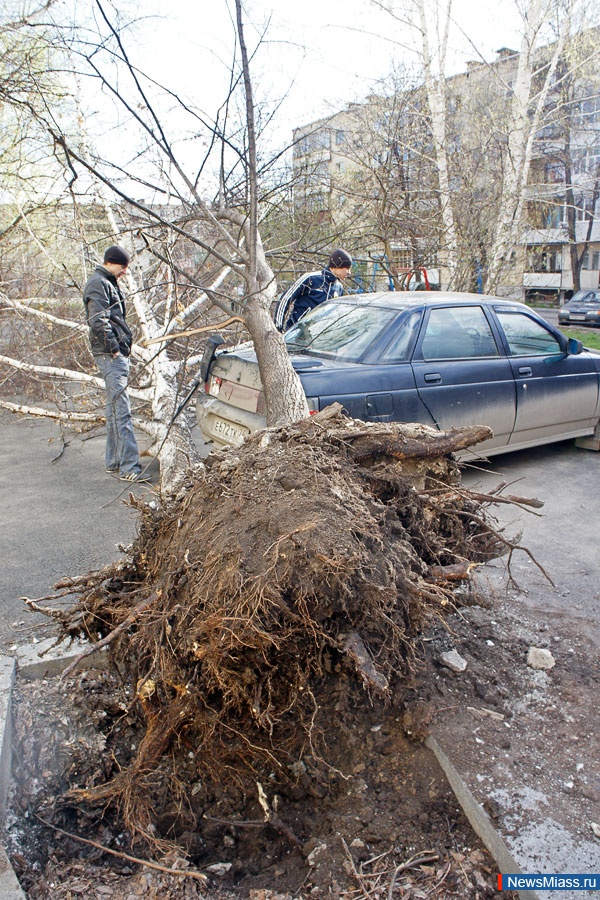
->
[25,407,535,859]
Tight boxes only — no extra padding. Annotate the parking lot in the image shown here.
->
[0,412,141,650]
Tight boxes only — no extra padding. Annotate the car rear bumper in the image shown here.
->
[196,394,266,447]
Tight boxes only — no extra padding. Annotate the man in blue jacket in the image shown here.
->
[83,245,149,483]
[274,248,353,332]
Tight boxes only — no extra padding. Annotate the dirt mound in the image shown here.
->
[12,407,523,895]
[8,668,509,898]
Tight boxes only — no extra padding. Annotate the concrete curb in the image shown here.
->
[0,659,15,826]
[426,736,540,900]
[0,645,539,899]
[0,656,23,900]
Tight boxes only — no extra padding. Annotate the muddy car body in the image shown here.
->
[197,292,600,458]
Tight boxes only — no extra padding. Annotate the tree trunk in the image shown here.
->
[148,386,203,491]
[484,0,568,293]
[244,299,309,428]
[415,0,460,288]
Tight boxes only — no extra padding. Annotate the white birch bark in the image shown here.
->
[414,0,460,287]
[0,354,148,401]
[484,0,570,292]
[1,0,311,493]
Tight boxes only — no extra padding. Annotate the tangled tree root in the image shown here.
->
[35,406,529,854]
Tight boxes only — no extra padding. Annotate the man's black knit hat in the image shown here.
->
[103,245,130,266]
[328,248,352,269]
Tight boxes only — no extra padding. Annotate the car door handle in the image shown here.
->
[517,366,533,377]
[423,373,442,384]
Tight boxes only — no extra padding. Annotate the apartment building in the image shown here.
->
[291,34,600,303]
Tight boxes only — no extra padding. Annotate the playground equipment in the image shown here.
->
[353,255,431,293]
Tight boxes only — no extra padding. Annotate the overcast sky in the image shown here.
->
[132,0,525,137]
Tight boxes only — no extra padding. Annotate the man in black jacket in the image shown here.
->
[274,248,353,332]
[83,245,148,483]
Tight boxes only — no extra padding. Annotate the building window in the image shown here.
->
[335,129,345,145]
[581,252,600,270]
[299,130,330,153]
[574,147,600,175]
[528,248,561,273]
[543,207,562,228]
[577,96,600,125]
[576,198,595,221]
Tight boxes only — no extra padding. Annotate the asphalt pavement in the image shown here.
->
[0,412,155,650]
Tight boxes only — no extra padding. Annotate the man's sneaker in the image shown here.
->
[106,467,119,474]
[119,471,152,483]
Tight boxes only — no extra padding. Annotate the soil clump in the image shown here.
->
[7,408,524,897]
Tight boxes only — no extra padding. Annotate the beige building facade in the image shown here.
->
[291,37,600,304]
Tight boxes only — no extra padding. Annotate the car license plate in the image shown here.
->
[570,314,586,321]
[212,416,249,445]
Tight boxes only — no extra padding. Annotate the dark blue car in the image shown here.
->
[196,292,600,458]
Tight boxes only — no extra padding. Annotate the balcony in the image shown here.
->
[523,272,562,288]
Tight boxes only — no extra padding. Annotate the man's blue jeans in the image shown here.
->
[94,353,141,476]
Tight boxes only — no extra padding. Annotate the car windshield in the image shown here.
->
[569,290,600,305]
[285,303,398,361]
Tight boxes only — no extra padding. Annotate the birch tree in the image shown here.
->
[372,0,461,287]
[371,0,598,295]
[530,27,600,293]
[320,78,443,286]
[484,0,571,292]
[0,0,309,491]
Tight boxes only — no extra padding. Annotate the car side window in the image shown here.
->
[496,311,562,356]
[380,310,422,362]
[421,306,499,360]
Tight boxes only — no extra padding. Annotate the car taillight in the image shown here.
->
[207,376,222,396]
[306,397,319,414]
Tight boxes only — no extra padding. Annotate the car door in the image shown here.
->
[410,305,517,451]
[299,357,433,424]
[494,308,599,448]
[297,306,437,425]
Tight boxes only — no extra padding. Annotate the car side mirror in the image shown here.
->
[566,337,583,355]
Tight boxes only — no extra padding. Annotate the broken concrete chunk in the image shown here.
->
[441,649,468,672]
[206,862,233,875]
[526,646,556,670]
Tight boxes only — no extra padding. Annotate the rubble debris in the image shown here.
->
[527,646,556,670]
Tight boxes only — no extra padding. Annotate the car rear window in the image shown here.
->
[420,306,499,360]
[285,303,398,361]
[496,311,562,355]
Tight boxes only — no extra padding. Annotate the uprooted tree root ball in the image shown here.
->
[39,407,514,857]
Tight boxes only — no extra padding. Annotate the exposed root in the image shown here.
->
[32,408,538,855]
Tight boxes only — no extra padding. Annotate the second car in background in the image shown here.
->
[558,290,600,327]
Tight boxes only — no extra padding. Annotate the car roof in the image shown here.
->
[333,291,528,312]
